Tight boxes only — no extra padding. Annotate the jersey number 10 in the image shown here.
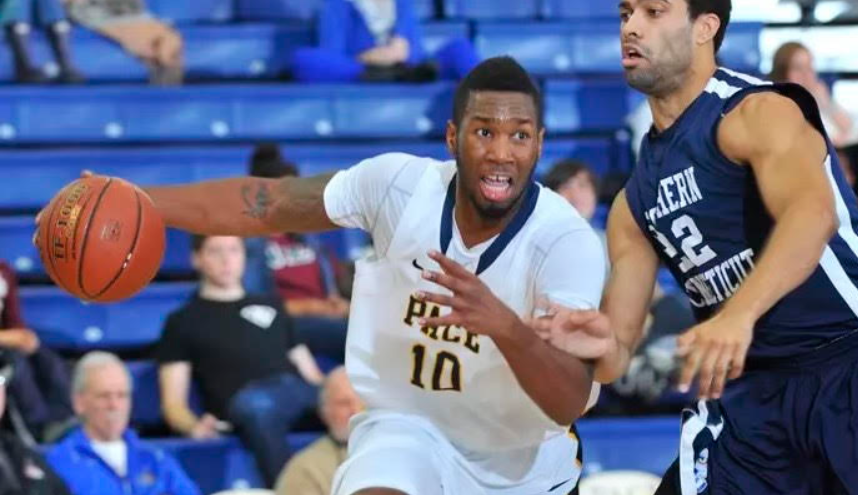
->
[411,344,462,391]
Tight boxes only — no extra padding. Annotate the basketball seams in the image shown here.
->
[77,177,114,299]
[91,187,144,300]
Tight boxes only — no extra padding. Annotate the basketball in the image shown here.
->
[37,176,166,303]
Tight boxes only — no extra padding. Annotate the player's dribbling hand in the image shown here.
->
[527,308,614,360]
[415,250,520,339]
[676,312,754,400]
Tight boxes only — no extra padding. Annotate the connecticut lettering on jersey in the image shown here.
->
[642,166,756,309]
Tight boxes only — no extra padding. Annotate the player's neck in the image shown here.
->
[199,282,245,302]
[454,191,521,249]
[648,61,717,133]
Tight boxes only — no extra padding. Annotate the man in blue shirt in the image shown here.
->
[47,352,199,495]
[291,0,479,82]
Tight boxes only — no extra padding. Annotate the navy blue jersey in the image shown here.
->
[625,68,858,360]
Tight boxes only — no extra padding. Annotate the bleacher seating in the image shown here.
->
[0,138,626,210]
[20,283,194,350]
[234,0,321,22]
[148,0,235,24]
[544,78,635,133]
[443,0,541,19]
[421,21,471,55]
[542,0,617,19]
[475,21,619,75]
[0,83,459,143]
[476,22,763,75]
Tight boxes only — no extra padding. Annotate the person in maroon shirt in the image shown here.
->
[245,145,350,363]
[0,262,73,441]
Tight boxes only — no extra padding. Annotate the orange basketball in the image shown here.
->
[37,176,166,303]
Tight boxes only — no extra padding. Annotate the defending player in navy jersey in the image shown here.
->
[534,0,858,493]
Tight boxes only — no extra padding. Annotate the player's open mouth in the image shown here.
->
[622,46,645,68]
[480,175,513,202]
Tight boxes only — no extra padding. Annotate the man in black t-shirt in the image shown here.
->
[155,235,325,487]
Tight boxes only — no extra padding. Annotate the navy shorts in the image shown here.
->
[655,330,858,494]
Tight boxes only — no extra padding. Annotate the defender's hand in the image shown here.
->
[528,308,614,360]
[676,312,753,399]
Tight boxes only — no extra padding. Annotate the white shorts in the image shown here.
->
[331,412,581,495]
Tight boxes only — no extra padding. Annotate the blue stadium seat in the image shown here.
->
[147,0,234,24]
[415,0,438,19]
[0,83,455,143]
[719,23,764,73]
[0,138,631,211]
[474,21,620,75]
[578,417,678,476]
[235,0,322,21]
[0,216,38,274]
[0,25,311,82]
[0,147,250,210]
[443,0,540,19]
[0,218,192,276]
[180,24,309,79]
[421,21,470,55]
[544,78,634,132]
[128,360,204,430]
[542,0,618,19]
[151,433,320,493]
[20,283,194,350]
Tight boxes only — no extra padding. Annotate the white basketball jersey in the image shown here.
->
[324,153,605,484]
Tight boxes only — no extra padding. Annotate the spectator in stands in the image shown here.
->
[542,160,599,224]
[771,41,856,148]
[47,352,199,495]
[274,366,361,495]
[0,0,83,83]
[156,235,325,487]
[291,0,479,83]
[65,0,183,85]
[0,261,75,443]
[246,144,350,363]
[0,350,72,495]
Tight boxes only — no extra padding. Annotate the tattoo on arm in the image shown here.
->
[241,182,273,220]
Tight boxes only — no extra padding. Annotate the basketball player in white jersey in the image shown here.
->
[38,57,606,494]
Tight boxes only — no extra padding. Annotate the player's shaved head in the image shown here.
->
[453,57,543,129]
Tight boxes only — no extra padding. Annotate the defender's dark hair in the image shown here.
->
[542,160,599,193]
[452,56,543,128]
[686,0,731,54]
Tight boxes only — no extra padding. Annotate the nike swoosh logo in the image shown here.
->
[412,259,425,271]
[549,478,573,492]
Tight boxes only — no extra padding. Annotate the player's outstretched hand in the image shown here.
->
[676,312,753,400]
[527,308,614,360]
[415,250,520,338]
